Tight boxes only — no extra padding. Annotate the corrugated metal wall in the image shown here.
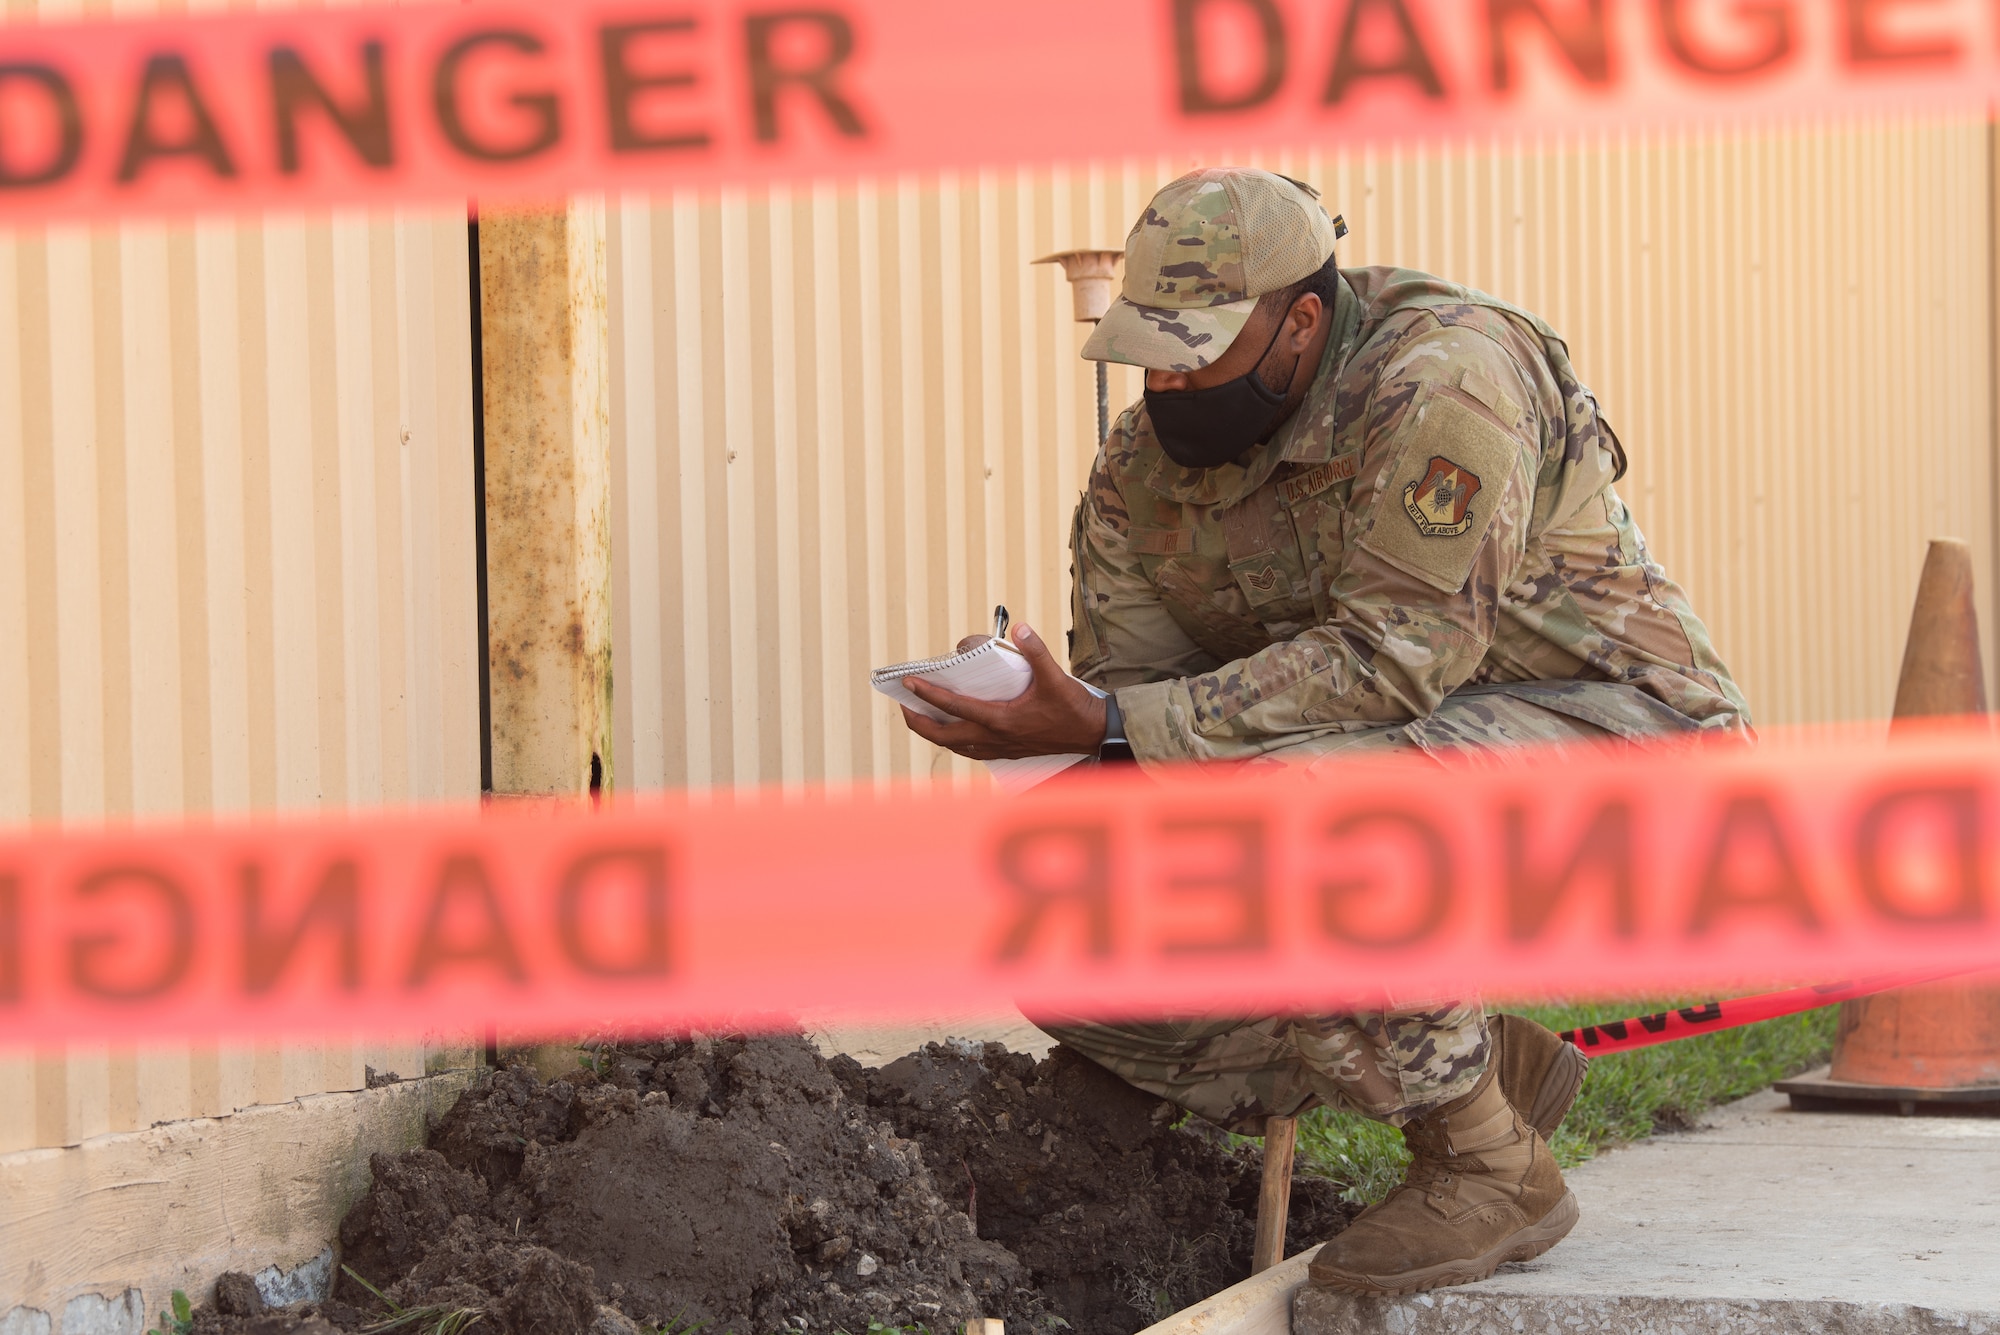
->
[0,117,1992,1152]
[0,208,481,1153]
[607,117,1999,791]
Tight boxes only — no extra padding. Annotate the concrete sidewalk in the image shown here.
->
[1294,1079,2000,1333]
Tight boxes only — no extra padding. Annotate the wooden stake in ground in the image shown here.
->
[1251,1114,1298,1274]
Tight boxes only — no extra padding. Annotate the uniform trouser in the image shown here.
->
[1037,680,1702,1135]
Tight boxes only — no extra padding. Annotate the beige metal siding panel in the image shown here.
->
[168,230,212,816]
[697,199,735,786]
[610,200,664,794]
[393,213,481,805]
[0,205,478,1151]
[263,219,321,807]
[14,236,63,841]
[856,185,893,785]
[769,187,807,789]
[335,218,384,805]
[670,193,716,789]
[0,239,27,825]
[0,234,38,1159]
[238,225,283,812]
[810,183,858,785]
[122,224,184,818]
[612,119,1996,793]
[0,223,36,1133]
[49,227,107,819]
[192,223,250,816]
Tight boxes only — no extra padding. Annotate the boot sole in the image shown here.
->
[1307,1189,1580,1297]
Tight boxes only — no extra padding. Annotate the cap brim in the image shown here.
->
[1080,295,1258,372]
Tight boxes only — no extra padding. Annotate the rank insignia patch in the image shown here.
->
[1228,555,1293,606]
[1403,456,1482,537]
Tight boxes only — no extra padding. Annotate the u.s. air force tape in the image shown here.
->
[2,0,2000,225]
[1,722,1998,1045]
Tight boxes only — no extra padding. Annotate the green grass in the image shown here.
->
[1294,999,1840,1204]
[145,1291,193,1335]
[341,1264,487,1335]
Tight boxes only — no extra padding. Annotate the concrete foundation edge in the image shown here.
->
[1134,1253,2000,1335]
[0,1069,474,1334]
[1293,1286,2000,1335]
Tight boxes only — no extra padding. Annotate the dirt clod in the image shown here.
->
[212,1272,265,1317]
[189,1034,1356,1335]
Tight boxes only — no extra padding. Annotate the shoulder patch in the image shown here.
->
[1128,524,1197,556]
[1361,391,1522,594]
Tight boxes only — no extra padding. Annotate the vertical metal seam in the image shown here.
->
[1988,110,1999,704]
[466,218,492,794]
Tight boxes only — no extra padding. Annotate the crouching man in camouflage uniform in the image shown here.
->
[899,168,1750,1294]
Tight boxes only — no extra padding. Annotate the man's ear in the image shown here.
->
[1287,292,1323,350]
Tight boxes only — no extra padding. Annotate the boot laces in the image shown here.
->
[1408,1119,1472,1191]
[1400,1118,1469,1195]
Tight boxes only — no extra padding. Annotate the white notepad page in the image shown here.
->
[870,638,1099,793]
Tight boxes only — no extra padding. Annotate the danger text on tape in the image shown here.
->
[4,0,2000,225]
[1,726,1999,1045]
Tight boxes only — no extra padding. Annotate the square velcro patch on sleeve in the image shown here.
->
[1359,390,1522,594]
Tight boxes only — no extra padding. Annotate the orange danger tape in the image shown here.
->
[2,726,1998,1045]
[1,0,1999,225]
[1555,968,1968,1054]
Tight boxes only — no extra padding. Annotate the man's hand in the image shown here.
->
[901,623,1109,760]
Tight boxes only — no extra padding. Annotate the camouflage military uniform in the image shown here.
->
[1035,172,1749,1137]
[1045,279,1750,1133]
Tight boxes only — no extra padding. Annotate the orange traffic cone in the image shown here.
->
[1885,537,1988,728]
[1778,538,2000,1114]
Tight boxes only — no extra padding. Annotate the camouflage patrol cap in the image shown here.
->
[1080,167,1340,373]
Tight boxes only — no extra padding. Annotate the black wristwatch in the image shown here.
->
[1098,692,1136,764]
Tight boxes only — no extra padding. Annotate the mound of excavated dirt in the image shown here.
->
[837,1042,1353,1332]
[186,1033,1356,1335]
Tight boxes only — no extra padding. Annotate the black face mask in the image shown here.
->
[1144,318,1300,469]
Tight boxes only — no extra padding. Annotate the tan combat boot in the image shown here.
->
[1307,1063,1578,1295]
[1490,1012,1588,1139]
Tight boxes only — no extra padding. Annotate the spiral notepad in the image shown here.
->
[870,637,1095,793]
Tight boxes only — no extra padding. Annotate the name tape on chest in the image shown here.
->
[1276,453,1361,508]
[1129,525,1198,556]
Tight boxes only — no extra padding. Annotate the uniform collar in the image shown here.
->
[1145,271,1366,507]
